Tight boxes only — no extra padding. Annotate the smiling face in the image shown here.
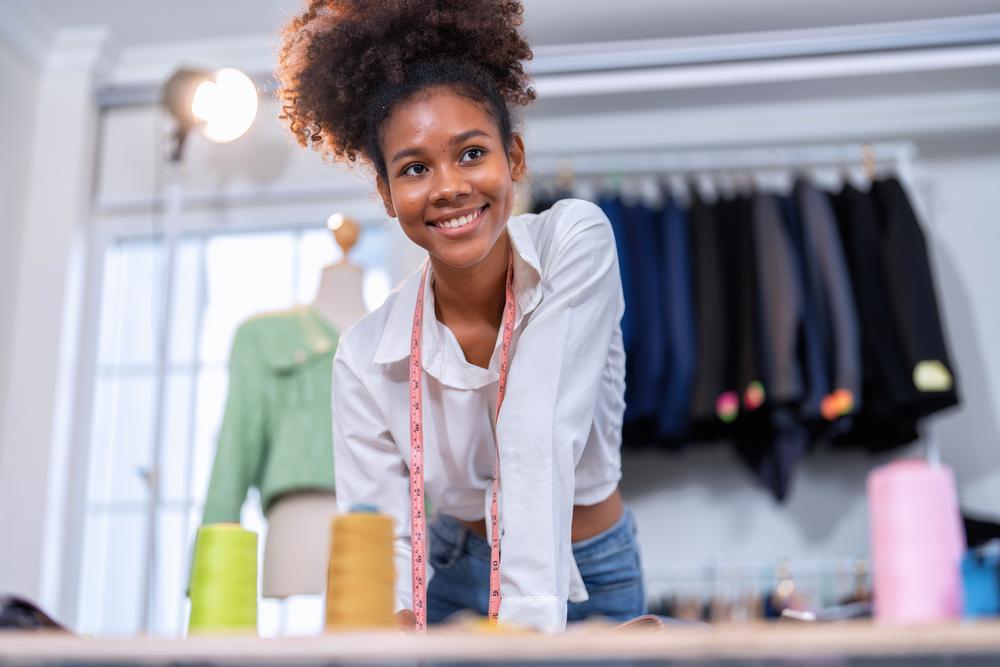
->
[375,87,526,271]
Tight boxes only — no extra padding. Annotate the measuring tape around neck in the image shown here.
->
[409,252,516,633]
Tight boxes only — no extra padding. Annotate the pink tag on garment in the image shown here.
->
[867,459,965,624]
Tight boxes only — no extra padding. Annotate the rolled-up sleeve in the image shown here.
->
[496,200,624,632]
[330,338,414,613]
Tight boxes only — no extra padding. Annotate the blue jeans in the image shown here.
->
[426,507,647,624]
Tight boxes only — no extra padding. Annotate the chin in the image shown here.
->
[434,247,491,270]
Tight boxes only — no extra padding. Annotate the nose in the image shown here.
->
[431,163,472,204]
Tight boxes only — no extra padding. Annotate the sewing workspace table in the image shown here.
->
[2,620,1000,666]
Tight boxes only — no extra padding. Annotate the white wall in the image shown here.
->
[919,155,1000,513]
[0,27,107,616]
[0,38,40,470]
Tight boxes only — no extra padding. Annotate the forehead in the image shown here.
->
[380,88,499,148]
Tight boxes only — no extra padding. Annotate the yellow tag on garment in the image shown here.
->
[913,360,953,392]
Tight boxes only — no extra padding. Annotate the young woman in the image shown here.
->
[278,0,644,633]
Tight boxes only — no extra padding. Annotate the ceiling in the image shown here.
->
[14,0,1000,49]
[12,0,1000,147]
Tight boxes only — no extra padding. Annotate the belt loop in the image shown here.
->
[622,506,636,535]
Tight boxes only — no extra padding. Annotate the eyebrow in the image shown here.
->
[389,128,491,165]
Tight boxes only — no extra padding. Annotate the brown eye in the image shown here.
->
[402,163,428,177]
[460,148,485,162]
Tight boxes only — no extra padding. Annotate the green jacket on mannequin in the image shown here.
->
[201,305,339,524]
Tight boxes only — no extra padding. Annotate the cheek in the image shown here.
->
[398,222,427,249]
[390,184,427,223]
[389,188,432,245]
[475,165,514,201]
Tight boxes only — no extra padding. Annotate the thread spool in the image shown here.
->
[326,506,396,630]
[867,459,965,624]
[188,524,258,635]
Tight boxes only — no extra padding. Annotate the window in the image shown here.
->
[78,225,391,637]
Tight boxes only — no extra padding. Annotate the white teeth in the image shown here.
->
[436,208,483,229]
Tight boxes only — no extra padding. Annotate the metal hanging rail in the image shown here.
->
[527,141,917,177]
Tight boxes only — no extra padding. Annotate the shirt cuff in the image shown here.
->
[393,575,412,614]
[498,595,567,633]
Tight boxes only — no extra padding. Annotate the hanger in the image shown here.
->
[692,173,717,204]
[862,142,878,182]
[555,158,575,197]
[606,169,625,197]
[715,169,737,201]
[664,172,690,208]
[639,173,663,209]
[734,169,755,196]
[573,177,598,204]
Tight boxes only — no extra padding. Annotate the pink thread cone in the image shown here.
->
[867,459,965,624]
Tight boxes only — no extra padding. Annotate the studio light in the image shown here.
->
[162,67,259,162]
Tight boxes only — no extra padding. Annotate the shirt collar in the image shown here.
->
[372,215,543,374]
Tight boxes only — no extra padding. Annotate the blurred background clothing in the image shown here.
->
[536,175,959,501]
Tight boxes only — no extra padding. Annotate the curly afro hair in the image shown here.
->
[276,0,536,180]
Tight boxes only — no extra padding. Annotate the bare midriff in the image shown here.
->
[456,487,624,543]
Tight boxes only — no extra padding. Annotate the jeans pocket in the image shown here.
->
[582,547,642,593]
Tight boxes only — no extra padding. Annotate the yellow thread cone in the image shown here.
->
[326,509,395,630]
[188,524,257,635]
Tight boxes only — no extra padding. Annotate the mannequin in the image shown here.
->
[261,214,369,601]
[309,214,369,332]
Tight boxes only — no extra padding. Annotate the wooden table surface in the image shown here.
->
[2,620,1000,665]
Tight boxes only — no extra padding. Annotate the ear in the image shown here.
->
[507,134,527,182]
[376,176,397,218]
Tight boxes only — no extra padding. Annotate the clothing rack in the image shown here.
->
[528,138,946,468]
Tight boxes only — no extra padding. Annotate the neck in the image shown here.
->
[431,231,510,328]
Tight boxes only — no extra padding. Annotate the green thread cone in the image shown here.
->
[188,524,257,635]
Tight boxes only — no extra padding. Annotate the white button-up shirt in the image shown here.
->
[330,199,626,633]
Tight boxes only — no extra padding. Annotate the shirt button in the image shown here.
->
[293,349,307,364]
